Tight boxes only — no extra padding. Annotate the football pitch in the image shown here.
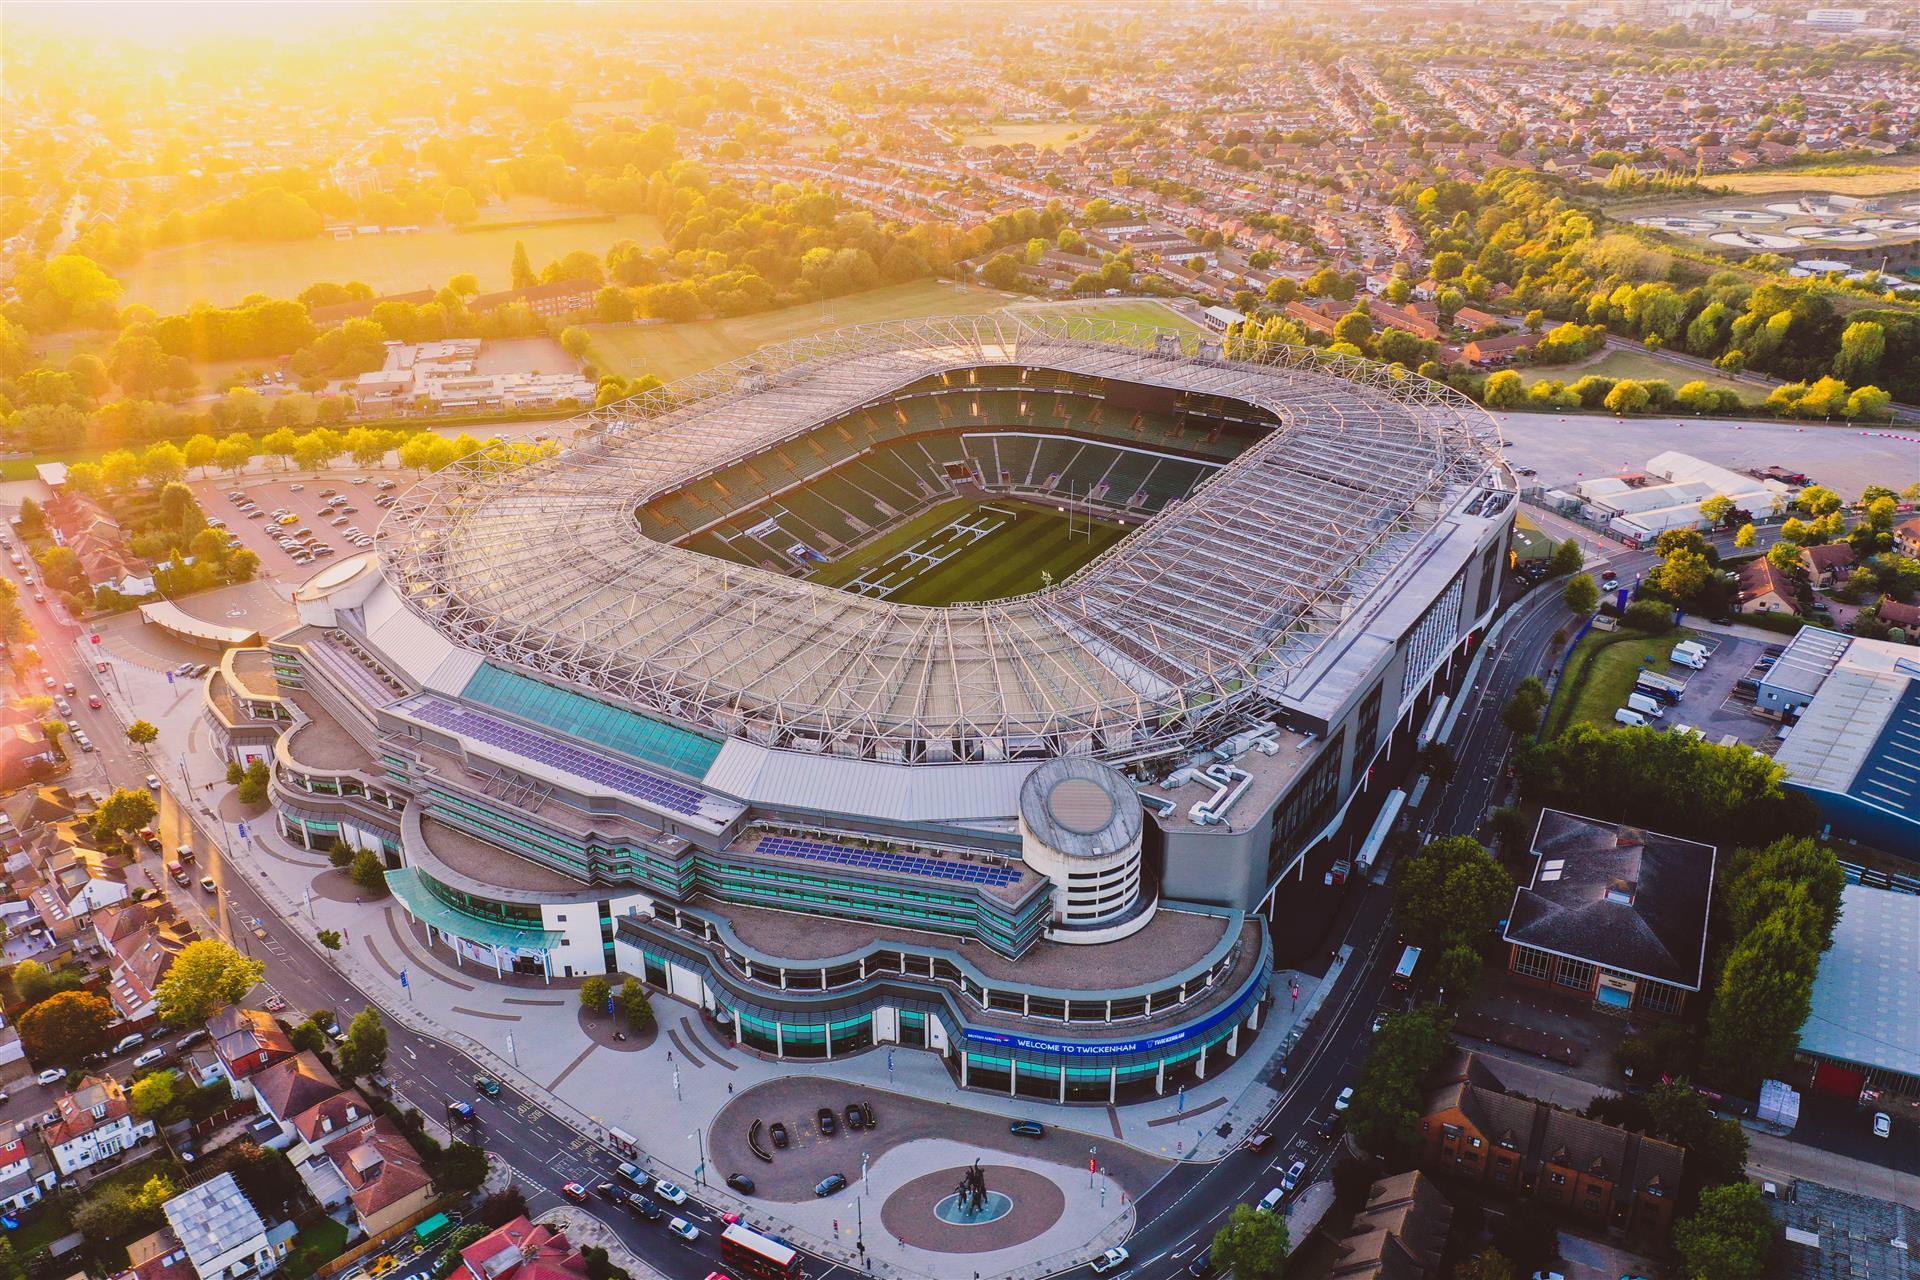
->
[806,498,1131,605]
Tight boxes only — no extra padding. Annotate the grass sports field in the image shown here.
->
[1521,348,1758,403]
[120,197,663,313]
[805,497,1130,606]
[1711,165,1920,196]
[960,121,1090,151]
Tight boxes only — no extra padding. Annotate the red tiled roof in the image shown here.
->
[324,1117,430,1217]
[461,1218,586,1280]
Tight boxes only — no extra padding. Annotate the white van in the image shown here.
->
[1614,708,1649,728]
[1625,692,1665,718]
[1258,1187,1285,1213]
[1670,646,1707,670]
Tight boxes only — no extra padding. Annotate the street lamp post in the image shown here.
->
[689,1127,706,1187]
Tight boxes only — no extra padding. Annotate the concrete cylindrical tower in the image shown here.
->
[1017,758,1153,944]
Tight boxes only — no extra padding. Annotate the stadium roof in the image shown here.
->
[380,314,1505,763]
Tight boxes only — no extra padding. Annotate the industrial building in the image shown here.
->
[1537,450,1788,544]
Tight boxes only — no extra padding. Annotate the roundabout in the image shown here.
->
[881,1163,1065,1253]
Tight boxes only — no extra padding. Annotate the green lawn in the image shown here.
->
[283,1218,351,1280]
[1550,624,1696,735]
[960,121,1091,151]
[120,198,664,313]
[1522,349,1758,403]
[806,498,1129,605]
[583,281,1015,382]
[1013,298,1208,334]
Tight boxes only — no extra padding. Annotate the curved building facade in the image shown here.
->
[206,317,1514,1099]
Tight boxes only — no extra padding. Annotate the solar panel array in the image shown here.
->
[756,835,1023,888]
[399,695,742,828]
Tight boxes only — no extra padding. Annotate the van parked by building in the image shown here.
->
[1671,646,1707,670]
[1625,692,1665,718]
[1615,708,1650,728]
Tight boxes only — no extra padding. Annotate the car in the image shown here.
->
[247,509,267,519]
[131,1047,166,1069]
[378,479,397,490]
[1186,1249,1214,1277]
[813,1173,846,1198]
[561,1182,588,1204]
[593,1181,622,1202]
[816,1106,837,1136]
[75,734,93,752]
[167,864,189,887]
[87,695,101,709]
[31,592,42,603]
[1091,1247,1130,1274]
[35,1068,64,1087]
[653,1180,688,1205]
[616,1161,647,1188]
[1009,1121,1046,1139]
[62,681,75,696]
[263,994,287,1011]
[448,1101,477,1122]
[41,674,55,690]
[1281,1159,1306,1192]
[1371,1011,1389,1034]
[667,1218,699,1243]
[139,828,163,850]
[624,1194,661,1220]
[1515,466,1537,477]
[1244,1130,1273,1152]
[473,1074,501,1097]
[1334,1086,1354,1112]
[113,1032,146,1054]
[1873,1111,1892,1138]
[845,1102,868,1130]
[200,877,217,894]
[1529,1273,1567,1280]
[768,1122,789,1149]
[289,483,304,492]
[725,1172,755,1194]
[146,774,161,790]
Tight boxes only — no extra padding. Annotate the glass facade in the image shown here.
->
[461,664,722,778]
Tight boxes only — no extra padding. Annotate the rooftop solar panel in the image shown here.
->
[755,835,1022,888]
[397,694,743,829]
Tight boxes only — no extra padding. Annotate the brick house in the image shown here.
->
[45,1075,158,1176]
[207,1007,296,1097]
[459,1217,586,1280]
[1800,543,1855,592]
[323,1118,434,1237]
[1735,556,1798,615]
[1461,333,1538,365]
[1502,809,1716,1017]
[1328,1170,1452,1280]
[1417,1052,1683,1237]
[94,902,196,1024]
[469,281,596,319]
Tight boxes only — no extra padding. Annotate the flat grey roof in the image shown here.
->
[1767,1179,1920,1280]
[1800,884,1920,1079]
[1760,625,1851,700]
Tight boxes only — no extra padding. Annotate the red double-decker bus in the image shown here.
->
[718,1224,803,1280]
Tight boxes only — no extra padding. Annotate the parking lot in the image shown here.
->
[1658,632,1791,751]
[190,471,411,582]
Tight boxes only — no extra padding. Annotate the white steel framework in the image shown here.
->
[379,314,1506,765]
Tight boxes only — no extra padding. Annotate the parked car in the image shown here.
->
[726,1173,755,1195]
[131,1047,166,1069]
[561,1182,588,1204]
[768,1122,789,1149]
[1009,1121,1046,1139]
[844,1102,868,1130]
[1281,1159,1306,1192]
[34,1068,64,1087]
[1091,1247,1130,1274]
[653,1181,688,1206]
[146,774,161,790]
[1873,1111,1892,1139]
[816,1106,837,1136]
[813,1173,846,1198]
[1244,1130,1273,1152]
[1334,1086,1354,1111]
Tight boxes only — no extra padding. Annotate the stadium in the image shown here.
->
[209,314,1515,1102]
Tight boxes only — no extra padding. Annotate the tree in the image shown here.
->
[1674,1182,1773,1280]
[1734,522,1757,550]
[1347,1009,1450,1156]
[92,787,158,844]
[350,849,390,897]
[1488,804,1534,853]
[436,1142,490,1193]
[1652,548,1715,601]
[442,188,479,226]
[620,978,655,1032]
[1434,943,1483,1003]
[1209,1203,1290,1280]
[1500,684,1545,736]
[327,837,356,869]
[1563,573,1599,615]
[289,1019,327,1055]
[1454,1252,1515,1280]
[1549,538,1585,576]
[1392,836,1511,953]
[156,939,266,1027]
[511,240,536,290]
[13,959,57,1006]
[580,975,613,1014]
[340,1009,389,1077]
[981,253,1023,290]
[1723,836,1845,950]
[1833,319,1884,384]
[1766,540,1803,574]
[1604,378,1651,415]
[125,720,159,747]
[317,929,343,950]
[1483,369,1525,407]
[1846,384,1892,421]
[479,1187,530,1227]
[237,758,270,804]
[129,1069,179,1117]
[1797,485,1842,517]
[1705,906,1818,1083]
[18,990,112,1065]
[1699,495,1734,526]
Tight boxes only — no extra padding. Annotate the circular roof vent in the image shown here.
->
[1018,758,1142,859]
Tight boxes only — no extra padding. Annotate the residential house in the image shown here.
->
[323,1118,433,1237]
[1461,333,1538,365]
[44,1075,158,1175]
[1502,809,1716,1017]
[1328,1171,1452,1280]
[119,1228,199,1280]
[0,1135,59,1213]
[459,1218,587,1280]
[468,281,595,319]
[286,1085,372,1153]
[251,1051,348,1148]
[1876,597,1920,638]
[95,901,196,1024]
[1735,556,1798,616]
[159,1172,295,1280]
[1418,1052,1683,1236]
[30,845,129,932]
[1894,517,1920,559]
[1454,306,1504,331]
[1800,543,1855,592]
[207,1007,296,1098]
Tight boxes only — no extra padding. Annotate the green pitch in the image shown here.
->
[806,498,1131,605]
